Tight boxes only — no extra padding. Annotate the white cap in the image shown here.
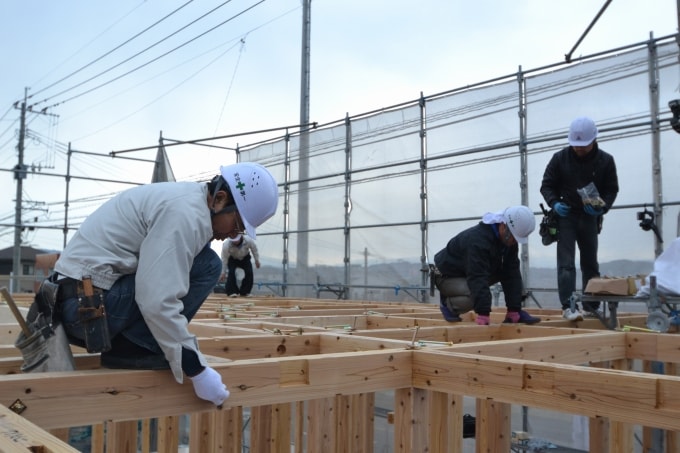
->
[220,162,278,240]
[503,206,535,244]
[568,116,598,147]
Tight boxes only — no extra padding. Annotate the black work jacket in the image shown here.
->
[433,222,523,311]
[540,143,619,213]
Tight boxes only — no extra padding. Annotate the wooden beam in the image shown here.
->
[412,350,680,431]
[439,331,627,364]
[0,403,79,452]
[0,349,413,429]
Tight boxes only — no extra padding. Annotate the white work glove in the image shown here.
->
[190,367,230,405]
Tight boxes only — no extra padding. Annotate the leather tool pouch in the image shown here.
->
[27,279,62,340]
[78,276,111,353]
[428,264,442,297]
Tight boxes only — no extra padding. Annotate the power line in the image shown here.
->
[29,0,150,89]
[72,37,245,142]
[29,0,197,101]
[213,38,247,135]
[31,0,254,109]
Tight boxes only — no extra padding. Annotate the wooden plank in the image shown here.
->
[307,398,334,452]
[335,395,350,453]
[427,390,448,452]
[225,406,244,453]
[0,403,78,452]
[666,362,680,453]
[139,419,150,453]
[90,423,104,453]
[0,349,412,429]
[105,420,137,453]
[412,350,680,431]
[440,331,626,365]
[354,393,374,453]
[318,332,412,353]
[447,393,464,453]
[189,412,216,453]
[197,334,321,359]
[157,415,179,453]
[0,323,23,344]
[608,358,633,453]
[394,388,412,453]
[251,405,273,452]
[476,399,510,453]
[250,404,291,453]
[294,401,304,453]
[411,388,428,452]
[271,403,291,453]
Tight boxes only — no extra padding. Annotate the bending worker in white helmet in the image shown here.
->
[432,206,540,325]
[53,162,278,406]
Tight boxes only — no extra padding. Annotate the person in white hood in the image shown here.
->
[54,162,278,406]
[220,233,260,296]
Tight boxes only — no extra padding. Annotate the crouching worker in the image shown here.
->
[52,162,278,405]
[433,206,540,325]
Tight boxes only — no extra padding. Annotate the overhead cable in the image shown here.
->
[29,0,156,92]
[30,0,248,108]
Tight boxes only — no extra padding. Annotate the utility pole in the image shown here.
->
[12,89,28,292]
[297,0,311,289]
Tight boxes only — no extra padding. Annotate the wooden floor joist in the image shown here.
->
[0,293,678,452]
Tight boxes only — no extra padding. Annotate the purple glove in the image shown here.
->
[190,367,230,405]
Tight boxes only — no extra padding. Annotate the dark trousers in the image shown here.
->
[556,213,600,310]
[226,254,254,296]
[60,243,222,354]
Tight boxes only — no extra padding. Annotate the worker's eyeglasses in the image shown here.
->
[503,225,515,244]
[232,213,245,235]
[212,204,238,217]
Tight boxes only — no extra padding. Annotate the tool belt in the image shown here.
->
[53,275,111,353]
[428,264,442,297]
[26,278,61,341]
[55,277,99,301]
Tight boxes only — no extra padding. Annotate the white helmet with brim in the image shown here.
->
[503,205,536,244]
[220,162,278,240]
[568,116,598,147]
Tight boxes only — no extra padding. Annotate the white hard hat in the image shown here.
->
[503,206,535,244]
[220,162,278,240]
[568,116,598,147]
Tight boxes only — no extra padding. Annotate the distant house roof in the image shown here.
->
[0,246,56,261]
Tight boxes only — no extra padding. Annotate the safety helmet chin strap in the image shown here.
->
[209,175,237,218]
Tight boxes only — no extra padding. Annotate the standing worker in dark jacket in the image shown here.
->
[433,206,540,325]
[540,116,619,321]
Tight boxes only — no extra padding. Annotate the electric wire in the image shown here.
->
[61,29,246,124]
[28,0,213,105]
[72,37,245,142]
[32,0,263,109]
[0,105,13,123]
[29,0,153,91]
[213,38,247,136]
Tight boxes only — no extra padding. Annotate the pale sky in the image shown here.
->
[0,0,678,254]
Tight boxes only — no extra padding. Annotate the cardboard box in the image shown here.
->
[585,277,628,295]
[627,274,647,295]
[584,275,646,296]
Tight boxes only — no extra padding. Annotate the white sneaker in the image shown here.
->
[583,309,601,319]
[562,308,583,322]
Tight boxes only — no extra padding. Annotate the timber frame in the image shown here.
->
[0,293,678,452]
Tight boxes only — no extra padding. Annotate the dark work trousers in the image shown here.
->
[556,212,601,311]
[60,243,222,354]
[226,254,254,296]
